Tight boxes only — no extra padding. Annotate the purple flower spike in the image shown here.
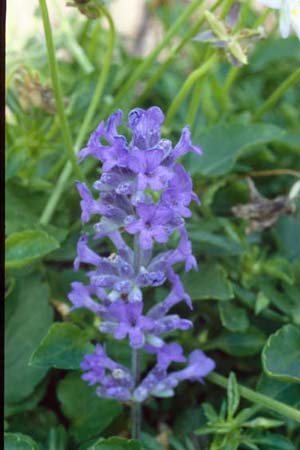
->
[81,345,133,401]
[100,300,155,349]
[71,106,215,404]
[126,203,175,249]
[128,149,172,191]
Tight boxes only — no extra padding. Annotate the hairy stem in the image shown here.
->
[38,0,83,182]
[39,4,116,226]
[131,349,142,440]
[254,67,300,120]
[207,372,300,423]
[165,54,218,127]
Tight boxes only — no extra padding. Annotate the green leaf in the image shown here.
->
[174,407,207,437]
[7,406,58,445]
[5,276,53,405]
[257,375,300,407]
[182,264,233,301]
[202,402,219,423]
[251,37,300,70]
[227,372,240,419]
[261,282,297,320]
[4,433,40,450]
[57,372,123,442]
[30,322,94,370]
[186,123,284,176]
[255,292,270,315]
[211,327,266,356]
[262,257,294,285]
[140,432,165,450]
[243,417,284,429]
[262,324,300,383]
[5,184,41,235]
[189,229,243,256]
[78,437,143,450]
[219,302,249,332]
[277,213,300,261]
[253,433,295,450]
[5,229,60,269]
[4,379,47,418]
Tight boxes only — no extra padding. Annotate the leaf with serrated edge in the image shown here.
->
[30,322,94,370]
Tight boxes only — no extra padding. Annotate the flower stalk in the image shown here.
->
[136,0,223,106]
[102,0,206,117]
[165,54,218,127]
[39,3,116,226]
[254,67,300,120]
[207,372,300,423]
[131,349,142,439]
[38,0,83,182]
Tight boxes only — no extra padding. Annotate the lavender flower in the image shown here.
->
[70,106,215,404]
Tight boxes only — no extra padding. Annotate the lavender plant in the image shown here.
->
[68,106,215,437]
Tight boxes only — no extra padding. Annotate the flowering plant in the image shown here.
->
[69,106,215,434]
[5,0,300,448]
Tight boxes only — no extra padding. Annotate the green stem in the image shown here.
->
[207,372,300,423]
[187,79,203,129]
[131,349,141,440]
[103,0,206,116]
[187,45,215,129]
[165,54,218,127]
[185,0,233,130]
[74,7,115,151]
[254,67,300,120]
[54,0,94,73]
[38,0,83,182]
[136,0,222,105]
[39,4,116,226]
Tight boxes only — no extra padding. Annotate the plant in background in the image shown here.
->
[258,0,300,39]
[5,0,300,447]
[69,106,215,438]
[193,4,265,66]
[195,373,285,450]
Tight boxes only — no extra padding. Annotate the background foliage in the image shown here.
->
[5,0,300,449]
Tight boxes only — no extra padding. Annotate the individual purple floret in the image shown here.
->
[69,106,215,405]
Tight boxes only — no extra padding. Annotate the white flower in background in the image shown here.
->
[259,0,300,38]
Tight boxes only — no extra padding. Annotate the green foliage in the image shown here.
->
[182,263,233,301]
[30,322,94,370]
[195,372,294,450]
[5,275,53,406]
[219,302,249,332]
[187,123,284,176]
[5,0,300,447]
[262,325,300,383]
[4,433,40,450]
[5,229,60,269]
[78,437,144,450]
[57,372,123,442]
